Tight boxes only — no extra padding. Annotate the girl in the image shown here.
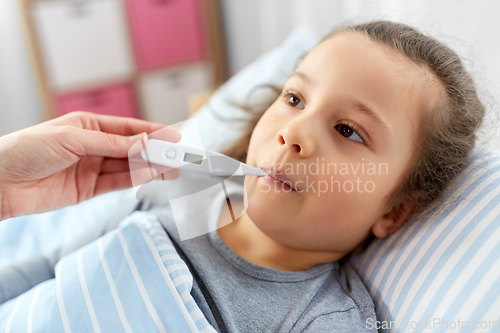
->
[139,20,484,331]
[0,20,485,332]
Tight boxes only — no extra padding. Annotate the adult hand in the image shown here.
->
[0,111,180,220]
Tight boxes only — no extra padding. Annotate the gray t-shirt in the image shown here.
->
[139,174,377,333]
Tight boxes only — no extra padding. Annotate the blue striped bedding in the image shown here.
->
[0,188,136,268]
[0,212,215,333]
[351,144,500,332]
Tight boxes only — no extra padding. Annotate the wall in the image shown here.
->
[0,0,43,136]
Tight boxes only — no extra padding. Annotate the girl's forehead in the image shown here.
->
[300,33,412,74]
[296,32,442,109]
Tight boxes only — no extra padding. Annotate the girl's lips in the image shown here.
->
[261,166,300,192]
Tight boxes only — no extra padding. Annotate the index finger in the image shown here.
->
[78,112,181,142]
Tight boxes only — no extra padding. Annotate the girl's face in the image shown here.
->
[243,32,441,257]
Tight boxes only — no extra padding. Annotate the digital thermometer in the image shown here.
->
[140,139,268,177]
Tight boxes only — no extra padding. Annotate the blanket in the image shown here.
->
[0,212,216,333]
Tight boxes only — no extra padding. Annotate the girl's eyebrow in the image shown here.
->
[290,71,316,86]
[349,100,393,141]
[291,70,393,141]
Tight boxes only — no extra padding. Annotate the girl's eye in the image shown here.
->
[335,123,366,144]
[287,95,305,109]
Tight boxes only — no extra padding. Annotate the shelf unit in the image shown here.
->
[18,0,228,125]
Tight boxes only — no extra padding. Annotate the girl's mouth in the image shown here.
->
[261,166,300,192]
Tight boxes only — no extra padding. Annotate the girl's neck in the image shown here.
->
[217,201,343,272]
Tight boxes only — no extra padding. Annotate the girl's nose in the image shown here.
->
[276,120,316,158]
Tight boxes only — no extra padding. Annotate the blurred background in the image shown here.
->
[1,0,499,147]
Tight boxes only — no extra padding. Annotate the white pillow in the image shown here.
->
[183,26,500,332]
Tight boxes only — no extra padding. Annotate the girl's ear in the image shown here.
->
[371,200,419,238]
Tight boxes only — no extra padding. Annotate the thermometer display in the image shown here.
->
[183,153,203,165]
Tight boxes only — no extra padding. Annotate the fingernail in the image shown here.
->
[129,132,148,146]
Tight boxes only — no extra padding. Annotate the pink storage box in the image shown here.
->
[125,0,207,70]
[54,83,140,118]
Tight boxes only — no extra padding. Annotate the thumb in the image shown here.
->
[71,128,147,158]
